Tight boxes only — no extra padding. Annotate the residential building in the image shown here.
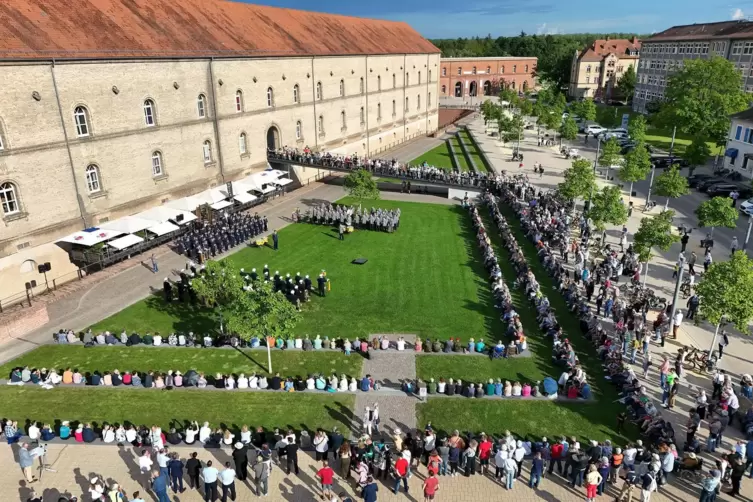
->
[568,37,641,100]
[722,107,753,178]
[634,20,753,113]
[0,0,440,300]
[439,57,537,98]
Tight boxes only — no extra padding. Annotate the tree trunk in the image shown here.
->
[710,226,715,238]
[664,198,669,210]
[629,182,634,203]
[642,262,649,286]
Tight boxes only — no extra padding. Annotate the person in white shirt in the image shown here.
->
[237,374,249,389]
[223,430,235,446]
[306,376,315,390]
[623,444,637,469]
[672,310,683,339]
[437,379,446,393]
[219,462,236,501]
[184,422,198,444]
[295,336,303,349]
[313,430,329,461]
[125,426,138,444]
[396,337,406,351]
[225,375,235,390]
[178,333,186,346]
[258,376,268,389]
[138,451,153,485]
[240,425,252,444]
[349,378,357,392]
[338,375,348,391]
[494,444,509,477]
[115,425,126,444]
[129,491,146,502]
[204,335,213,347]
[249,374,259,389]
[153,333,162,346]
[512,382,522,397]
[102,425,115,443]
[96,332,106,345]
[150,426,163,450]
[89,478,105,501]
[28,422,40,443]
[380,337,390,350]
[199,422,212,444]
[202,460,219,501]
[344,339,352,354]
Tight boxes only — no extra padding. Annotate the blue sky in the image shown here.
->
[249,0,753,38]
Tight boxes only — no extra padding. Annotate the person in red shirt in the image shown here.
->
[316,460,335,500]
[549,439,564,475]
[422,470,440,501]
[478,433,493,475]
[393,455,409,494]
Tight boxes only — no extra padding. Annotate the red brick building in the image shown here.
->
[439,57,537,97]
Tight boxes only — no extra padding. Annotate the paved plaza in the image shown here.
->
[3,121,753,501]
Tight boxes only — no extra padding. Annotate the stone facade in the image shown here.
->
[439,57,537,98]
[0,54,440,301]
[568,38,640,101]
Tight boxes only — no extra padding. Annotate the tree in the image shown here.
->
[559,158,596,204]
[654,165,690,209]
[518,99,533,116]
[695,196,738,238]
[589,185,628,231]
[560,116,578,142]
[579,98,597,122]
[344,168,380,205]
[191,260,244,309]
[633,210,680,284]
[502,113,525,144]
[683,136,712,176]
[627,115,647,144]
[598,138,622,176]
[658,57,748,148]
[499,87,518,105]
[695,252,753,331]
[619,143,652,202]
[615,65,636,101]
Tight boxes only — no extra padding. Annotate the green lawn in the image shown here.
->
[0,386,355,434]
[409,142,455,170]
[417,201,634,443]
[91,199,504,343]
[458,130,490,172]
[449,137,470,171]
[0,345,363,379]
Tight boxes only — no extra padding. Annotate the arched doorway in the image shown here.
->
[511,81,516,90]
[266,126,280,151]
[522,80,528,92]
[454,82,462,97]
[441,85,447,94]
[469,81,477,96]
[483,81,491,95]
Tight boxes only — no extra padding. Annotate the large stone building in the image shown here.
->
[568,37,641,100]
[439,57,537,98]
[634,20,753,113]
[0,0,440,302]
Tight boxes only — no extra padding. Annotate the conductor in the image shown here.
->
[317,274,327,297]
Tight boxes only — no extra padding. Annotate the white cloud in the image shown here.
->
[732,8,746,20]
[536,23,562,35]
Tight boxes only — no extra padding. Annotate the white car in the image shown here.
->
[741,197,753,215]
[585,125,606,136]
[599,128,628,139]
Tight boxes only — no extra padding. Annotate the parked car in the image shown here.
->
[713,169,745,182]
[579,121,598,133]
[687,173,716,188]
[650,156,688,169]
[697,177,728,191]
[622,143,656,155]
[740,197,753,215]
[585,125,607,136]
[706,183,752,198]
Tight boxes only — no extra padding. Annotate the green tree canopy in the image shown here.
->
[658,57,749,146]
[192,260,244,308]
[627,115,647,144]
[598,138,622,168]
[560,116,578,141]
[619,143,652,201]
[633,210,680,264]
[589,185,628,230]
[616,65,636,101]
[654,165,690,209]
[578,98,597,122]
[344,169,380,204]
[695,251,753,330]
[502,113,525,143]
[559,158,597,202]
[683,137,712,175]
[695,196,739,235]
[519,99,534,116]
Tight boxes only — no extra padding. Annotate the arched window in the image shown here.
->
[143,99,156,126]
[377,103,382,120]
[377,76,381,91]
[296,120,302,140]
[359,107,365,124]
[74,106,90,137]
[405,97,409,112]
[472,67,476,75]
[360,77,364,94]
[235,90,244,112]
[239,132,248,155]
[392,99,396,116]
[513,65,517,73]
[202,140,213,163]
[428,92,432,107]
[393,74,396,88]
[85,165,101,193]
[486,66,491,74]
[442,85,447,94]
[318,115,324,134]
[417,94,421,110]
[525,65,529,73]
[501,66,505,74]
[266,87,274,107]
[406,72,410,86]
[0,182,19,215]
[293,84,300,104]
[316,82,323,100]
[341,111,346,129]
[418,71,422,84]
[152,151,164,176]
[339,79,345,97]
[197,94,207,118]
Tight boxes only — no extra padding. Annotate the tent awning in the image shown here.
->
[107,234,144,250]
[271,177,293,186]
[233,192,258,204]
[57,228,124,246]
[137,206,188,224]
[726,148,739,159]
[253,185,277,194]
[100,216,155,234]
[210,199,234,210]
[195,188,229,205]
[146,221,181,236]
[219,181,254,198]
[166,196,201,212]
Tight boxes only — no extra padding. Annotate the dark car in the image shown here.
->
[715,170,745,182]
[706,183,752,198]
[688,173,716,188]
[650,155,687,169]
[697,177,727,191]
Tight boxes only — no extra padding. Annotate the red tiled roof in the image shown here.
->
[578,38,641,62]
[0,0,439,60]
[646,20,753,41]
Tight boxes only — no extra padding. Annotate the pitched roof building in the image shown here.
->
[568,37,641,100]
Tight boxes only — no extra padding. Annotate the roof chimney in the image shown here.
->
[631,36,638,44]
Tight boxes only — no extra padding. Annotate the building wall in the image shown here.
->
[568,55,638,100]
[438,57,537,97]
[724,119,753,178]
[0,54,439,300]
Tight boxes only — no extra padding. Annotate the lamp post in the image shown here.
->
[744,215,753,251]
[666,254,686,347]
[588,137,602,209]
[645,126,675,210]
[709,315,726,360]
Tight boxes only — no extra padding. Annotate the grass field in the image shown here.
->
[448,137,470,171]
[91,199,504,343]
[417,202,633,443]
[409,142,455,170]
[0,345,363,379]
[0,386,355,434]
[458,130,490,172]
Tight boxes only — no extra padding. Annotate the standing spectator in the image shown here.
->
[272,230,279,251]
[219,462,236,502]
[17,442,36,483]
[186,452,202,490]
[640,468,657,502]
[699,470,721,502]
[529,452,543,488]
[393,453,410,494]
[584,464,602,502]
[167,453,185,493]
[362,476,378,502]
[729,454,746,497]
[150,471,171,502]
[316,460,335,500]
[253,455,269,497]
[672,309,683,339]
[232,443,248,481]
[138,450,153,488]
[422,470,440,501]
[718,330,730,360]
[313,430,328,461]
[616,465,638,501]
[504,453,518,490]
[201,460,219,502]
[285,434,299,475]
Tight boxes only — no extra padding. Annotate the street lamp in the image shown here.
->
[709,315,727,362]
[665,254,686,347]
[646,126,676,210]
[588,137,602,208]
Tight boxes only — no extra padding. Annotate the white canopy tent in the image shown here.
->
[194,187,228,205]
[271,177,293,186]
[107,234,144,250]
[146,221,181,236]
[233,192,258,204]
[219,181,254,198]
[100,216,155,234]
[166,196,201,212]
[57,228,124,246]
[210,199,234,210]
[137,206,193,224]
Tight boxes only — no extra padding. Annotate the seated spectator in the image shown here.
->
[294,336,303,349]
[338,375,348,391]
[30,369,41,384]
[144,372,154,388]
[120,330,128,344]
[303,336,313,351]
[315,374,326,391]
[494,379,503,396]
[4,420,23,443]
[343,339,352,355]
[314,335,323,350]
[178,333,187,346]
[225,374,236,390]
[95,331,106,344]
[56,330,68,344]
[128,332,141,346]
[305,375,315,390]
[444,338,454,353]
[476,338,486,353]
[184,422,198,444]
[467,338,475,353]
[102,371,113,386]
[327,374,337,391]
[349,377,357,391]
[66,330,78,344]
[199,422,212,444]
[89,372,101,386]
[105,331,117,345]
[238,373,249,389]
[415,338,423,352]
[131,372,142,386]
[74,424,84,442]
[522,383,532,397]
[59,421,71,440]
[8,367,23,385]
[437,378,446,394]
[124,425,137,445]
[360,339,369,353]
[295,376,305,391]
[43,369,61,388]
[485,379,495,396]
[247,374,258,389]
[165,371,174,388]
[112,370,123,386]
[380,336,390,350]
[567,383,579,399]
[258,376,268,389]
[102,425,115,443]
[28,422,40,443]
[475,383,484,398]
[142,333,154,345]
[41,424,55,441]
[581,382,592,400]
[62,368,73,384]
[446,378,455,396]
[155,375,165,389]
[168,333,178,346]
[504,381,512,397]
[250,335,260,348]
[21,366,31,383]
[73,369,83,384]
[284,377,295,391]
[240,425,251,444]
[197,372,207,388]
[154,333,163,346]
[115,424,126,444]
[397,337,406,351]
[167,428,182,445]
[173,371,183,387]
[82,423,95,443]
